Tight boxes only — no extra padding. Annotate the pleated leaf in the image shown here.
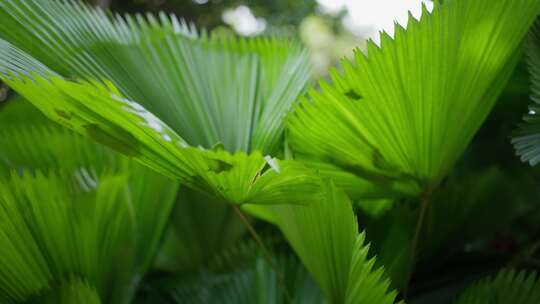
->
[0,0,317,206]
[0,101,179,302]
[513,21,540,165]
[0,0,310,153]
[455,269,540,304]
[271,181,398,303]
[288,0,540,196]
[0,170,135,303]
[0,96,178,275]
[0,99,119,176]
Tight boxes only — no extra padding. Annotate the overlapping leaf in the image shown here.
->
[0,0,309,152]
[0,99,119,176]
[270,181,399,303]
[0,0,317,206]
[0,171,134,303]
[0,99,179,303]
[0,168,177,303]
[288,0,540,197]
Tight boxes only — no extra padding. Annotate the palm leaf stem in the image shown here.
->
[404,190,432,298]
[231,204,292,302]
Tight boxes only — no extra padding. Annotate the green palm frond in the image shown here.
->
[0,99,119,176]
[0,0,307,152]
[270,181,398,303]
[126,163,179,274]
[1,96,179,271]
[0,0,309,153]
[0,170,135,303]
[26,278,101,304]
[454,269,540,304]
[513,21,540,165]
[0,0,318,206]
[287,0,540,198]
[0,168,177,303]
[0,99,178,302]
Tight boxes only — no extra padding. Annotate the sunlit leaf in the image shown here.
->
[288,0,540,197]
[0,0,310,153]
[0,0,317,207]
[271,181,398,303]
[0,99,119,176]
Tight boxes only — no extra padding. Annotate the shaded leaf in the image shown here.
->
[513,20,540,165]
[455,269,540,304]
[0,171,135,303]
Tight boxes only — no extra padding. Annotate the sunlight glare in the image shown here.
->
[318,0,433,41]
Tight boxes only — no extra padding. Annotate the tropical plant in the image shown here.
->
[288,0,540,197]
[1,0,540,303]
[0,100,178,303]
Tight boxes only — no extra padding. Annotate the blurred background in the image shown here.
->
[88,0,433,76]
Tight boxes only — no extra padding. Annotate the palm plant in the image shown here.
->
[0,0,318,207]
[1,0,540,303]
[288,0,540,198]
[0,100,178,303]
[285,0,540,291]
[0,0,396,302]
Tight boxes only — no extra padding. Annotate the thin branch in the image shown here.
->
[404,191,432,298]
[231,205,292,302]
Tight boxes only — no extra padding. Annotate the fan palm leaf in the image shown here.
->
[0,98,119,176]
[0,170,135,303]
[513,21,540,165]
[0,0,317,207]
[0,168,177,303]
[0,99,178,303]
[287,0,540,198]
[270,181,399,303]
[454,269,540,304]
